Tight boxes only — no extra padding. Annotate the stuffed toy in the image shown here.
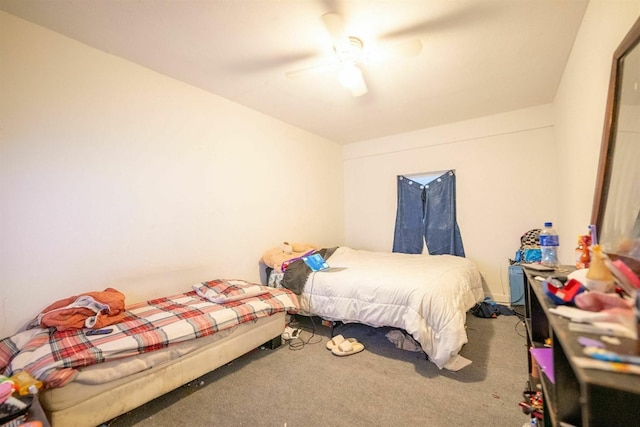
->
[261,242,317,273]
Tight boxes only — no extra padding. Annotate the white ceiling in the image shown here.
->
[0,0,589,144]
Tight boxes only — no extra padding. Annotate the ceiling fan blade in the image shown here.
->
[321,12,347,42]
[380,3,500,40]
[285,62,340,79]
[225,50,321,73]
[390,39,423,57]
[368,39,423,63]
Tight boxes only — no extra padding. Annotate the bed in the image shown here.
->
[263,246,484,370]
[0,279,299,427]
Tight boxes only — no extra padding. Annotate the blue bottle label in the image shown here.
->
[540,235,559,246]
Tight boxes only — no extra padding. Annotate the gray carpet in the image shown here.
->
[105,311,531,427]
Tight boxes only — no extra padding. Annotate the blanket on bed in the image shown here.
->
[277,247,484,369]
[0,280,299,388]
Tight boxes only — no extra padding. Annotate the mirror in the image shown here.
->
[592,17,640,275]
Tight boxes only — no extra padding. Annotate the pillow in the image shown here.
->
[260,243,318,272]
[192,279,268,304]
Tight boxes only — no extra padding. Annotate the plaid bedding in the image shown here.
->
[0,280,299,388]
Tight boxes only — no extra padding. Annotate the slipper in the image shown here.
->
[331,339,364,356]
[326,334,358,350]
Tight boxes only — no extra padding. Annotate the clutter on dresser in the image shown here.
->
[575,233,592,269]
[0,372,42,427]
[522,260,640,425]
[542,243,638,340]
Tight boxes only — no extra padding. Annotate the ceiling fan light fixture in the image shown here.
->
[349,79,368,97]
[286,12,423,97]
[334,36,365,63]
[338,63,368,96]
[338,63,361,87]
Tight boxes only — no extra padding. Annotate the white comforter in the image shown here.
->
[299,247,484,369]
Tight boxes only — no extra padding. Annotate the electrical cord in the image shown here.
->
[285,270,323,351]
[286,316,323,350]
[514,316,526,338]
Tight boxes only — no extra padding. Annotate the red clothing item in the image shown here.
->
[35,288,126,331]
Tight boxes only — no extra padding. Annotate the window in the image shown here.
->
[392,170,465,256]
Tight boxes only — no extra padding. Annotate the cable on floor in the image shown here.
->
[286,315,322,350]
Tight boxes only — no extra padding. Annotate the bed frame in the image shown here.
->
[38,312,285,427]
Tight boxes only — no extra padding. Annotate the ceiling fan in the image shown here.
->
[285,12,423,97]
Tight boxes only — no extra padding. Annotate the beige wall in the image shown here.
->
[555,0,640,263]
[343,0,640,303]
[0,12,344,338]
[343,105,557,302]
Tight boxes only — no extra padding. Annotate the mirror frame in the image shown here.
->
[591,16,640,275]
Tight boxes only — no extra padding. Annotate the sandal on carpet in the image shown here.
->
[326,334,358,350]
[331,339,364,356]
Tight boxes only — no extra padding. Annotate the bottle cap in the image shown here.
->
[544,222,552,227]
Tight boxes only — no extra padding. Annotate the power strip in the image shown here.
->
[282,326,301,340]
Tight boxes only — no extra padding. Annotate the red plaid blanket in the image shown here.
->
[0,280,298,388]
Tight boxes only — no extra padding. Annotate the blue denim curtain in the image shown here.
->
[392,176,425,254]
[393,171,465,257]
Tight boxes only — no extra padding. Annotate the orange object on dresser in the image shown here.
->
[575,234,591,269]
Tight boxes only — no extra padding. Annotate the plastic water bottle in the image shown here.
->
[539,222,559,267]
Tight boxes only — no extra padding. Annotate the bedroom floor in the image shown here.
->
[105,310,530,427]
